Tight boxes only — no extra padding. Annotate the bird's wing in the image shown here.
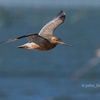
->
[26,34,45,43]
[39,11,66,37]
[0,33,45,44]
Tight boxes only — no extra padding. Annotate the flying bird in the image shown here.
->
[0,11,73,51]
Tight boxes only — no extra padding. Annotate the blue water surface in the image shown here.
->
[0,6,100,100]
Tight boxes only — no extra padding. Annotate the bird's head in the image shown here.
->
[51,37,73,47]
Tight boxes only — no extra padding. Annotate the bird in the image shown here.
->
[0,11,73,51]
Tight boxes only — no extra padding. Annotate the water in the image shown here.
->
[0,6,100,100]
[0,0,100,8]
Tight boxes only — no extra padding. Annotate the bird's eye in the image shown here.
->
[56,39,58,41]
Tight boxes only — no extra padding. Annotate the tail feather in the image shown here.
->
[18,45,28,50]
[17,45,23,48]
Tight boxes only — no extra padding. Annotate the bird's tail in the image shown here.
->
[17,45,28,50]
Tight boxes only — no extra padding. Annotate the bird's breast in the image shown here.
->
[30,40,57,51]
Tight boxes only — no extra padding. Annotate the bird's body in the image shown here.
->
[18,37,57,51]
[0,11,73,51]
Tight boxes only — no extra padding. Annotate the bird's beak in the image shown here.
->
[59,41,73,47]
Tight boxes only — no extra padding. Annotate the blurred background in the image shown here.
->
[0,0,100,100]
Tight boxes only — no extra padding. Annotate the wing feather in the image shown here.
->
[39,11,66,37]
[0,33,44,44]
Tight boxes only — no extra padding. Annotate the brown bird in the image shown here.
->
[0,11,73,51]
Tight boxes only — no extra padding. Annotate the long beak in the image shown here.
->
[59,42,73,47]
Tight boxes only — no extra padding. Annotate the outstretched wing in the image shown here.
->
[0,33,45,44]
[39,11,66,37]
